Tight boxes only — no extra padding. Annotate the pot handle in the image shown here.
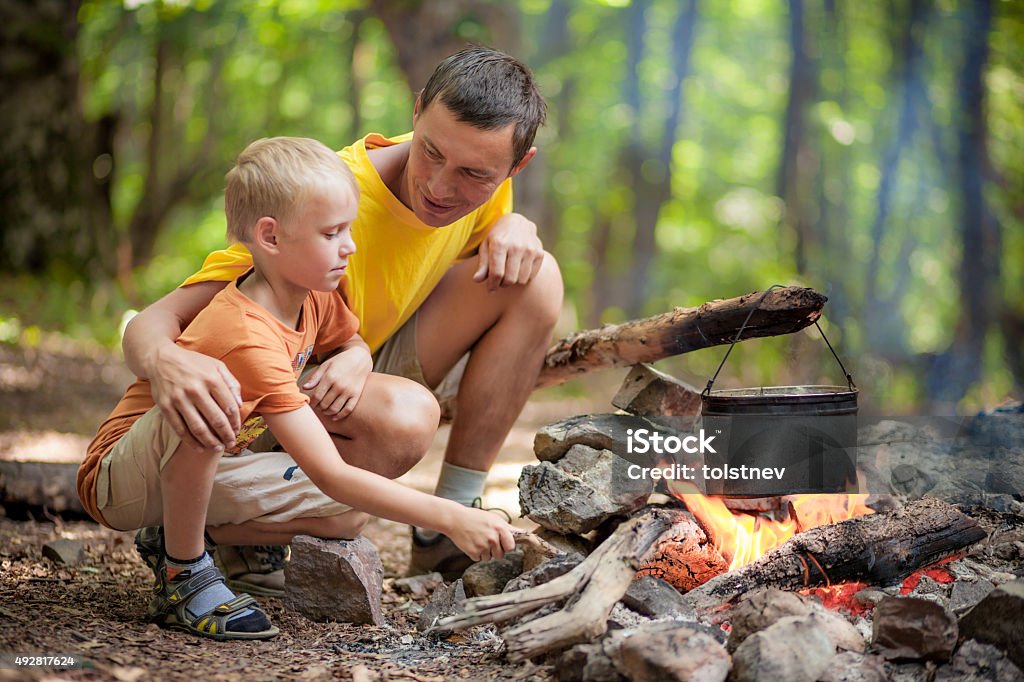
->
[701,284,856,397]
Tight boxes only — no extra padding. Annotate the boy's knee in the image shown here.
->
[325,510,369,539]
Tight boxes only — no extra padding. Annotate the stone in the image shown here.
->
[417,579,466,634]
[556,642,624,682]
[613,626,731,682]
[727,589,814,652]
[41,538,85,567]
[462,550,523,597]
[519,444,654,534]
[819,651,890,682]
[730,615,835,682]
[392,572,443,599]
[284,535,384,626]
[872,597,958,662]
[958,580,1024,670]
[949,578,995,615]
[533,413,658,463]
[935,639,1024,682]
[611,364,702,427]
[503,553,582,593]
[520,529,589,572]
[890,463,937,497]
[621,575,694,620]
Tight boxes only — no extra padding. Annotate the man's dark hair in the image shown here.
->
[420,45,547,169]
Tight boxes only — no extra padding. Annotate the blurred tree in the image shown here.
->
[0,0,115,278]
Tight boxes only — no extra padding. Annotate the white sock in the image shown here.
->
[416,463,488,539]
[434,462,488,506]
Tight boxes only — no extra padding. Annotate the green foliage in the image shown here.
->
[2,0,1020,413]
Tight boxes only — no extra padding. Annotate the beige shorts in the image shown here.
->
[95,406,350,532]
[372,312,467,409]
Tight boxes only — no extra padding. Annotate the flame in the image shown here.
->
[668,481,873,571]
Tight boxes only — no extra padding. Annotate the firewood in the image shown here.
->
[682,498,986,616]
[433,507,706,661]
[536,287,826,389]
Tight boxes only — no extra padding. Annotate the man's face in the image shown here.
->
[404,100,531,227]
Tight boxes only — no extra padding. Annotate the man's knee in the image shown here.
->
[522,250,563,328]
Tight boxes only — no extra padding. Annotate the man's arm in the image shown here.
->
[471,212,546,292]
[122,281,241,452]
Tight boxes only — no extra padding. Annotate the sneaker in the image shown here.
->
[407,498,513,581]
[214,545,289,598]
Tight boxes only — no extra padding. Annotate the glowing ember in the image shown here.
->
[668,481,873,571]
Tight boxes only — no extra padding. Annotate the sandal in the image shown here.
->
[148,565,279,641]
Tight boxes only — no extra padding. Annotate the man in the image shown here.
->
[122,46,563,584]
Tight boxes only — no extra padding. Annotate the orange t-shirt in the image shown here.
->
[77,276,359,525]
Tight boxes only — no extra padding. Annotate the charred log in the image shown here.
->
[683,498,986,616]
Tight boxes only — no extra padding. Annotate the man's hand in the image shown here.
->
[303,343,373,420]
[472,212,545,292]
[149,343,242,452]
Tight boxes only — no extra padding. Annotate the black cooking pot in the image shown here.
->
[699,287,859,497]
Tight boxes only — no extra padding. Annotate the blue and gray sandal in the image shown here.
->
[147,565,279,641]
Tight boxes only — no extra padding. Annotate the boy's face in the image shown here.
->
[403,100,534,227]
[276,177,358,292]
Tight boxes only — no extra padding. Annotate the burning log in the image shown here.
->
[683,498,986,616]
[433,507,707,662]
[536,286,826,388]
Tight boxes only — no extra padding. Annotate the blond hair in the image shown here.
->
[225,137,358,243]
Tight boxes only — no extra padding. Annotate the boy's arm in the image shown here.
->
[264,406,515,561]
[303,333,373,420]
[122,281,241,452]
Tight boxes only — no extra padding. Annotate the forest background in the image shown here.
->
[1,0,1021,417]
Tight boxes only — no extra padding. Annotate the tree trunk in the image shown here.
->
[369,0,519,94]
[0,0,114,277]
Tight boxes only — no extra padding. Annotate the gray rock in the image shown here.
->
[504,553,582,593]
[417,579,466,634]
[533,413,658,462]
[727,589,814,652]
[519,444,654,534]
[872,597,958,662]
[556,642,624,682]
[613,626,730,682]
[949,578,995,615]
[41,538,85,567]
[891,463,937,497]
[611,364,702,428]
[622,575,694,620]
[283,535,384,626]
[958,580,1024,671]
[730,615,835,682]
[462,550,523,597]
[935,639,1024,681]
[819,651,890,682]
[392,572,443,599]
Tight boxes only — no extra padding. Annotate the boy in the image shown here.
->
[78,137,517,641]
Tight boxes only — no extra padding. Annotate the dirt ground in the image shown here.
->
[0,341,613,681]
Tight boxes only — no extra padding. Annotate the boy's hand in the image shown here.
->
[473,213,544,292]
[303,345,372,420]
[445,507,517,562]
[150,343,242,452]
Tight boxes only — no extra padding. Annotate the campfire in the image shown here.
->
[429,341,1023,680]
[670,486,874,571]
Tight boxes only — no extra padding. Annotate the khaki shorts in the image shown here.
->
[95,406,350,532]
[372,312,467,410]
